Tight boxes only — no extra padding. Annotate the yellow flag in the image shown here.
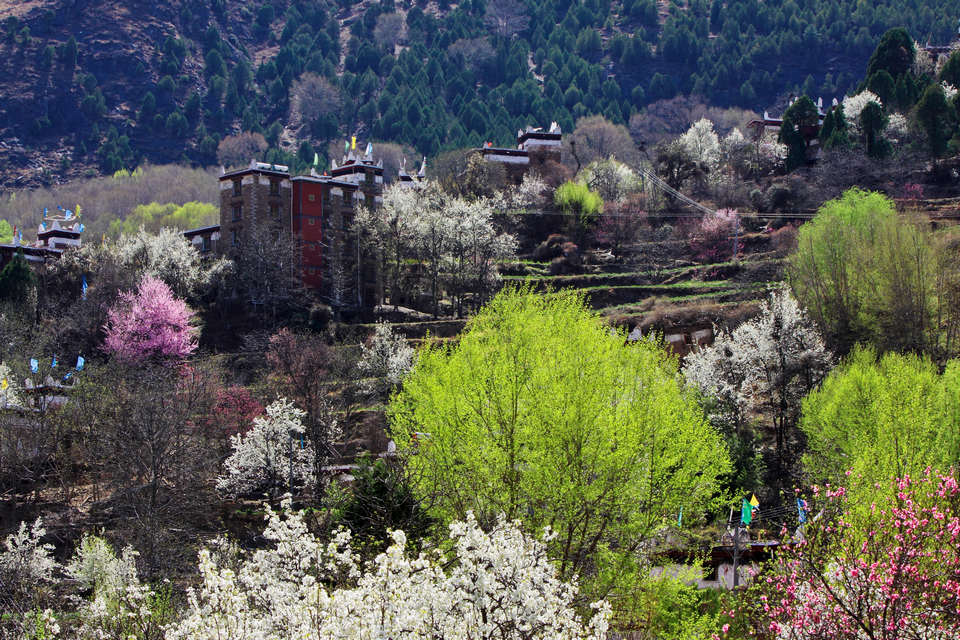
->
[749,494,760,507]
[76,204,82,217]
[351,136,356,150]
[1,378,8,390]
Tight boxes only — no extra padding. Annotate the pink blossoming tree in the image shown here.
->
[103,275,197,362]
[732,468,960,640]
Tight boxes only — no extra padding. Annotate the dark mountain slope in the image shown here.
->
[0,0,957,189]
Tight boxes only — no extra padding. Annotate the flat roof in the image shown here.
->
[183,224,221,236]
[220,167,291,180]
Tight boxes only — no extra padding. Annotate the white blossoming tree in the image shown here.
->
[678,118,722,173]
[66,534,171,640]
[0,518,56,615]
[217,398,316,499]
[358,321,415,400]
[683,288,832,476]
[841,90,882,136]
[167,504,611,640]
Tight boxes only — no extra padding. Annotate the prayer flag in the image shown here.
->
[365,142,373,156]
[677,505,683,527]
[76,204,81,217]
[741,498,753,525]
[1,378,8,390]
[313,152,319,166]
[51,355,57,369]
[30,359,39,374]
[43,207,48,218]
[351,135,356,150]
[797,497,808,524]
[76,356,85,371]
[750,494,760,508]
[344,140,349,153]
[81,275,88,300]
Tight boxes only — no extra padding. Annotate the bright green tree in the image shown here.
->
[554,180,603,243]
[389,289,730,605]
[0,219,12,244]
[801,347,960,504]
[788,188,959,359]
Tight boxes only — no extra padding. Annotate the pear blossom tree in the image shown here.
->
[734,469,960,640]
[357,321,415,401]
[684,288,832,473]
[217,398,317,499]
[167,505,611,640]
[678,118,722,174]
[0,518,56,616]
[102,275,197,362]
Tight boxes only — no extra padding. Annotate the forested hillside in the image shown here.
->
[0,0,958,187]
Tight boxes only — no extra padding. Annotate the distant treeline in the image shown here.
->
[0,165,218,241]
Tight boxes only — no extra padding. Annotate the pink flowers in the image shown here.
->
[103,276,197,363]
[736,468,960,639]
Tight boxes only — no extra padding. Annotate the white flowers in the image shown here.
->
[66,535,164,640]
[679,118,722,171]
[358,321,415,399]
[217,398,316,498]
[0,517,56,593]
[169,506,610,640]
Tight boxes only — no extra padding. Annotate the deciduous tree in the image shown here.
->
[389,290,730,605]
[103,275,197,363]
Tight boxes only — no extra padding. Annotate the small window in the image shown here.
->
[270,179,280,196]
[232,180,241,196]
[231,230,238,246]
[232,205,242,221]
[308,194,316,202]
[201,236,211,252]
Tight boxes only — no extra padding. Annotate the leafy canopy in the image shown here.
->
[788,188,955,359]
[389,289,730,603]
[801,347,960,504]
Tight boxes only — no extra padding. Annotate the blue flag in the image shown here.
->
[62,372,73,383]
[64,210,73,220]
[57,205,64,211]
[30,358,39,374]
[51,355,57,369]
[81,275,88,300]
[76,356,85,371]
[77,223,85,232]
[797,497,808,524]
[43,207,48,218]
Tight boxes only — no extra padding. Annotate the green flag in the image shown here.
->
[741,498,752,525]
[313,152,319,166]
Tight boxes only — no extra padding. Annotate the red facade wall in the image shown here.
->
[292,180,326,289]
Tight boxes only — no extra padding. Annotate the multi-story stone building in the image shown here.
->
[476,122,563,183]
[211,149,385,311]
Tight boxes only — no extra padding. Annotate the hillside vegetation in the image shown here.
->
[0,0,958,187]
